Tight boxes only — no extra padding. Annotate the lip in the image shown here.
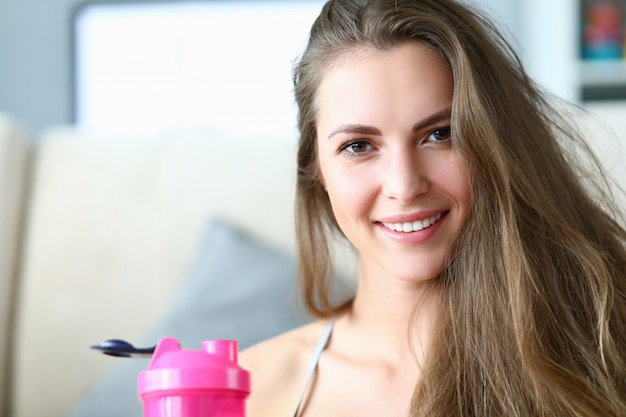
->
[377,210,445,224]
[375,210,448,244]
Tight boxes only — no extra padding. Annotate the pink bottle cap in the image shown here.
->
[138,337,251,396]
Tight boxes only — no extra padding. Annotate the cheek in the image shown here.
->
[324,166,362,201]
[444,159,471,214]
[320,162,378,217]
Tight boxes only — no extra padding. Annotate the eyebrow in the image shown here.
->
[327,107,452,140]
[412,107,452,132]
[327,124,381,140]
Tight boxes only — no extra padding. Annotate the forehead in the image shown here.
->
[315,43,453,130]
[317,42,451,97]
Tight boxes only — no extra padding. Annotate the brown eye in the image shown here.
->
[347,142,370,153]
[428,127,451,143]
[340,140,373,154]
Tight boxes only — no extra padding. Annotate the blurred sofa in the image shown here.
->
[0,121,327,417]
[0,101,625,417]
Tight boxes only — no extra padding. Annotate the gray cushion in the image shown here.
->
[66,217,307,417]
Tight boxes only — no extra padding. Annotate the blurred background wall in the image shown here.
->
[0,0,82,134]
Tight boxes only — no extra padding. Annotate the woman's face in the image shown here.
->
[315,42,470,283]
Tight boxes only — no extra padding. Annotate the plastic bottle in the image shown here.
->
[138,337,250,417]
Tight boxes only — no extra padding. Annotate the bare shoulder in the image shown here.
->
[239,320,331,417]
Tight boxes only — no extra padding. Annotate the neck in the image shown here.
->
[340,260,441,368]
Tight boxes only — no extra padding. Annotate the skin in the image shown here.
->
[240,42,470,417]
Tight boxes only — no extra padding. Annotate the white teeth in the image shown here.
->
[383,213,442,233]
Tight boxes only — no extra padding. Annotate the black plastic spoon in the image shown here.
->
[90,339,155,358]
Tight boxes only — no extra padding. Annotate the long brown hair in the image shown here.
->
[293,0,626,415]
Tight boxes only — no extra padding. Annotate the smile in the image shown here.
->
[382,213,442,233]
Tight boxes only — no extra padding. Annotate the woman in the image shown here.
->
[240,1,626,416]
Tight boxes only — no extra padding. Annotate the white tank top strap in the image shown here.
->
[293,319,335,417]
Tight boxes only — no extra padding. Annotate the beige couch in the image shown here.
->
[1,102,625,417]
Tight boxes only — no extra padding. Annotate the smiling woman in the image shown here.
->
[315,44,470,285]
[239,1,626,417]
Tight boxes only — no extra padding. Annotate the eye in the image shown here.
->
[339,140,374,156]
[426,127,452,143]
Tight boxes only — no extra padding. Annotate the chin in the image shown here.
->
[388,257,446,282]
[389,264,444,284]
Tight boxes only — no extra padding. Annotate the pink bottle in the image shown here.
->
[138,337,251,417]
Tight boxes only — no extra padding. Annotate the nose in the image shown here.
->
[381,148,429,204]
